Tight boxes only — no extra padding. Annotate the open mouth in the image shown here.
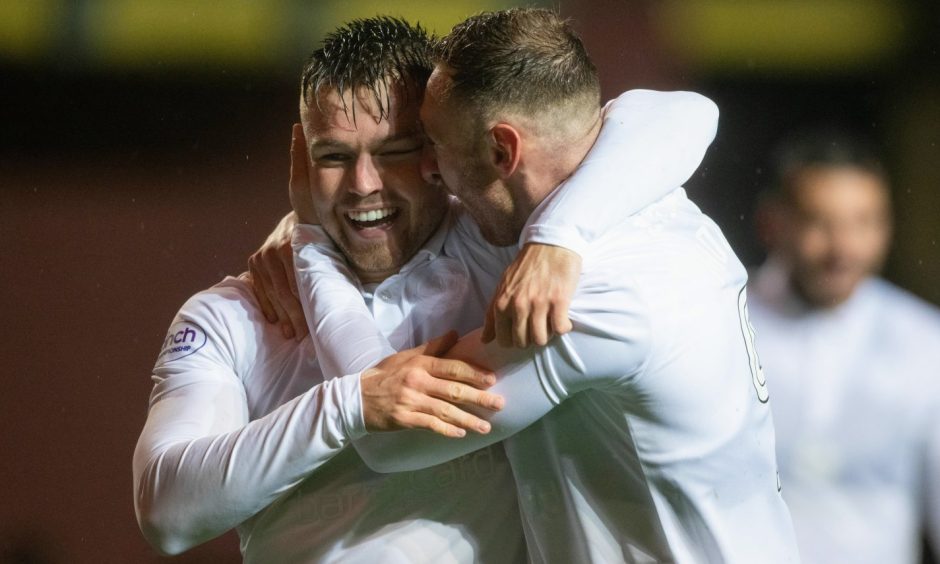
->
[346,207,400,229]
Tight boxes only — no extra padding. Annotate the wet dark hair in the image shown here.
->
[300,16,433,122]
[433,8,600,119]
[771,127,888,203]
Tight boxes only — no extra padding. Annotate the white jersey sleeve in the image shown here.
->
[354,281,650,472]
[291,224,396,381]
[292,90,714,384]
[520,89,718,256]
[132,283,365,555]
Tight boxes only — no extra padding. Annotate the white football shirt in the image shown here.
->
[134,225,526,563]
[294,91,799,562]
[749,259,940,564]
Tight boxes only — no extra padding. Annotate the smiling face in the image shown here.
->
[772,165,892,308]
[300,83,448,283]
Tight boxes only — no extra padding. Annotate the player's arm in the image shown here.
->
[246,123,320,341]
[485,90,719,347]
[133,307,364,555]
[134,301,499,555]
[353,303,648,473]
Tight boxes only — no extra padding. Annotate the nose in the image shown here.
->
[349,155,382,196]
[421,144,443,187]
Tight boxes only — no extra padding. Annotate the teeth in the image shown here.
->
[348,208,394,223]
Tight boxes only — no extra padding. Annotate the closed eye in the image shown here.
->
[379,142,423,158]
[314,152,353,165]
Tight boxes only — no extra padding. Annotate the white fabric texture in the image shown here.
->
[133,274,526,563]
[749,259,940,564]
[294,90,800,562]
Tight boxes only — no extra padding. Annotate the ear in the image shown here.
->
[488,123,522,178]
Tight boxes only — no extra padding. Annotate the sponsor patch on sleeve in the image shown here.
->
[157,321,208,362]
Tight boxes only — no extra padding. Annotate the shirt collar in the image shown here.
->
[392,200,457,276]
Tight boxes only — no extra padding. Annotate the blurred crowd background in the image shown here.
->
[2,1,938,562]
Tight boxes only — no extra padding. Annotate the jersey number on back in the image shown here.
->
[737,287,769,403]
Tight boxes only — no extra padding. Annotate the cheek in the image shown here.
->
[793,226,829,261]
[857,223,891,261]
[384,158,425,185]
[309,170,343,211]
[434,152,464,190]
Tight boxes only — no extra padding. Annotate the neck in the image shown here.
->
[519,109,603,211]
[355,268,396,286]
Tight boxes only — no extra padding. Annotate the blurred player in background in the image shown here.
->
[750,128,940,564]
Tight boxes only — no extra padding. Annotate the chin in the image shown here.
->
[477,221,518,247]
[803,280,859,309]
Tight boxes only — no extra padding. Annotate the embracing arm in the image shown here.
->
[133,352,362,555]
[486,90,718,346]
[134,297,498,555]
[355,308,646,473]
[519,89,718,255]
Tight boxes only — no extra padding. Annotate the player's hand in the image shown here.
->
[288,123,319,225]
[483,243,581,348]
[247,216,307,341]
[246,124,319,341]
[361,331,504,438]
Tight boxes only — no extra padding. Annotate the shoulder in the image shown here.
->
[867,278,940,338]
[443,200,516,267]
[155,277,276,375]
[173,277,268,340]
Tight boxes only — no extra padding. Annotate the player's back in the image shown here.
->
[507,189,799,563]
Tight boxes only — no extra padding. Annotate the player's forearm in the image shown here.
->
[355,329,555,473]
[520,89,718,256]
[133,374,363,555]
[292,224,395,378]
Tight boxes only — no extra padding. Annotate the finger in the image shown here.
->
[247,259,278,324]
[255,256,295,339]
[401,398,492,435]
[550,301,574,336]
[420,397,493,434]
[426,378,504,411]
[510,299,530,348]
[426,357,496,389]
[289,124,318,224]
[277,245,308,340]
[397,412,467,438]
[529,298,551,347]
[493,295,516,348]
[495,311,515,348]
[482,296,497,343]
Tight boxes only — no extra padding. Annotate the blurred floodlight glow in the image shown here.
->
[0,0,61,61]
[655,0,908,74]
[0,0,515,71]
[322,0,508,35]
[84,0,287,68]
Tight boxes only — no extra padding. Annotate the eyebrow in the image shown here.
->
[308,138,350,151]
[307,130,423,155]
[381,130,423,144]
